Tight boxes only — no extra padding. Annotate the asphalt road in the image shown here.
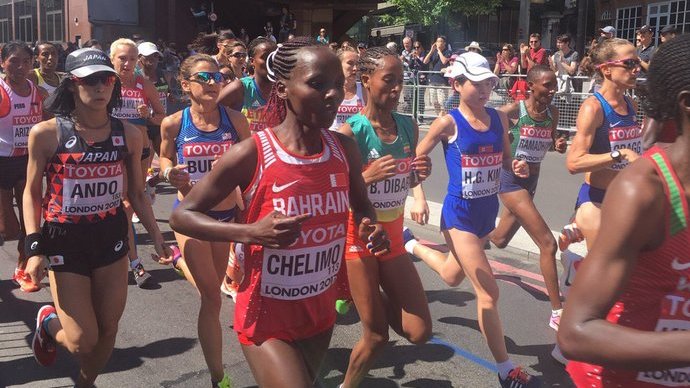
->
[0,125,580,388]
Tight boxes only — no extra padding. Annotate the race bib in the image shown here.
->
[261,237,344,300]
[609,124,642,170]
[515,125,552,163]
[461,152,502,199]
[637,292,690,386]
[367,156,412,222]
[113,88,146,120]
[12,113,42,150]
[62,162,124,215]
[182,141,233,184]
[243,102,266,133]
[334,104,361,129]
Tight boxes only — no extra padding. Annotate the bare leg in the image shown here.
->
[574,202,601,251]
[496,190,562,309]
[48,257,129,387]
[443,229,509,363]
[175,232,229,382]
[241,329,333,387]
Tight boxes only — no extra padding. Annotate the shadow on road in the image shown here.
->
[321,341,454,386]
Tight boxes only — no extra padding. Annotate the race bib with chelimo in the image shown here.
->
[261,237,345,301]
[515,125,552,163]
[461,151,502,199]
[609,124,642,170]
[62,161,124,215]
[637,291,690,386]
[182,141,233,184]
[12,111,42,150]
[113,87,146,120]
[366,156,412,222]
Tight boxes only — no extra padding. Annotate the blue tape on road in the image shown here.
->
[429,336,498,372]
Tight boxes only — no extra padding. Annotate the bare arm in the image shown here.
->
[558,160,690,369]
[158,112,192,195]
[566,97,625,174]
[550,107,567,153]
[123,122,170,261]
[142,78,166,125]
[216,78,245,110]
[416,114,455,157]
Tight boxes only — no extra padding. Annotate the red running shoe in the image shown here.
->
[32,305,57,366]
[14,267,40,292]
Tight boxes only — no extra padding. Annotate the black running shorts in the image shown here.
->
[0,155,28,190]
[42,208,129,276]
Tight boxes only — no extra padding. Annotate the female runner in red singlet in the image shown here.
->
[170,37,389,387]
[559,33,690,388]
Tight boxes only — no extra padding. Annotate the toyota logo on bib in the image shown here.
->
[65,136,78,149]
[114,240,124,252]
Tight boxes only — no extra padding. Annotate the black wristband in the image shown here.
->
[25,232,43,257]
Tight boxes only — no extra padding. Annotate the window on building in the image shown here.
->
[0,4,12,43]
[616,6,643,42]
[647,1,689,45]
[14,0,38,44]
[40,0,64,42]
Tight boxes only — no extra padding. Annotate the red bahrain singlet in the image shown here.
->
[235,128,350,345]
[568,146,690,387]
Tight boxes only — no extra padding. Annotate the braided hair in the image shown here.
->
[262,36,316,127]
[358,46,397,76]
[645,33,690,126]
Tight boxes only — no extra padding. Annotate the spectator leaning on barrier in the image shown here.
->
[599,25,616,40]
[423,35,452,116]
[550,34,579,97]
[660,25,678,44]
[521,33,548,71]
[494,43,518,89]
[636,25,656,78]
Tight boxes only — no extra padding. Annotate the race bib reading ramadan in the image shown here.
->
[515,125,552,163]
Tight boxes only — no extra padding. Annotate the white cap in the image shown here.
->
[444,52,498,82]
[464,41,483,53]
[600,26,616,34]
[138,42,161,57]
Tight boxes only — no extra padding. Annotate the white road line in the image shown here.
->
[404,196,588,257]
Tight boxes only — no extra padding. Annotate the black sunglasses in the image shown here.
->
[188,71,224,84]
[230,52,247,58]
[72,72,117,86]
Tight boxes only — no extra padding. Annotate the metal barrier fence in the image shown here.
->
[395,71,647,134]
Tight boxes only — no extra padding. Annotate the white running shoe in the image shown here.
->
[559,249,583,298]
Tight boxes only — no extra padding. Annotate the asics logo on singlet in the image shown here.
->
[671,257,690,271]
[609,121,623,128]
[30,241,38,250]
[114,240,124,252]
[272,180,299,193]
[183,136,198,142]
[65,136,78,149]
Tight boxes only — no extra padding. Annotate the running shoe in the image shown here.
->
[335,299,352,315]
[32,305,57,367]
[170,245,185,278]
[551,344,568,366]
[558,223,583,251]
[559,249,583,298]
[220,276,238,302]
[227,243,245,285]
[549,309,563,331]
[213,373,232,388]
[14,267,40,292]
[499,367,541,388]
[131,262,151,287]
[402,227,416,245]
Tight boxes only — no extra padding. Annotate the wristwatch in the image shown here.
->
[610,150,622,163]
